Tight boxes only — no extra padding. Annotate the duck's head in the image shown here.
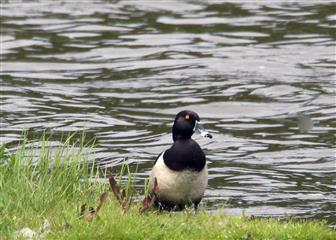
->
[172,110,212,141]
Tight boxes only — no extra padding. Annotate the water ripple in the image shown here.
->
[1,0,335,223]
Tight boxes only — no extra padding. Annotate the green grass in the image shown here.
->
[0,135,335,240]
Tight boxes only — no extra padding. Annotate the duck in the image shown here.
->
[150,110,212,210]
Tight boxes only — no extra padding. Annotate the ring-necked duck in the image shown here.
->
[150,110,212,210]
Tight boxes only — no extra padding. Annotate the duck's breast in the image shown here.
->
[150,152,208,204]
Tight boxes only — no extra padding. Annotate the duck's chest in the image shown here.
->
[151,153,208,203]
[162,139,206,171]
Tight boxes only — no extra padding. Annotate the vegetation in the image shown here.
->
[0,135,334,240]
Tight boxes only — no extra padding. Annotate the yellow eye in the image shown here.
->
[185,114,190,120]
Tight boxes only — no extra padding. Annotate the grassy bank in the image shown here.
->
[0,136,335,240]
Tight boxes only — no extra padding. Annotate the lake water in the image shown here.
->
[1,0,335,223]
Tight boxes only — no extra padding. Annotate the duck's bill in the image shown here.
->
[194,121,213,139]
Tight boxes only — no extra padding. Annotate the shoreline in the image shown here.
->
[1,137,335,239]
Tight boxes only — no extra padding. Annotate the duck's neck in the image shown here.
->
[172,126,193,141]
[172,134,191,142]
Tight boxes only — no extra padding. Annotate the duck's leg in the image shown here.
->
[173,204,185,211]
[193,198,201,212]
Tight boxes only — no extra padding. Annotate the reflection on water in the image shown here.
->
[1,0,335,223]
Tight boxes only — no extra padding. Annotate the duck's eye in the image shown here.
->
[185,114,190,120]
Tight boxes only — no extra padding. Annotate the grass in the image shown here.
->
[0,134,335,240]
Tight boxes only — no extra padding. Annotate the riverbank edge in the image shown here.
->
[0,137,334,240]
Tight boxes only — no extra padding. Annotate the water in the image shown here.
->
[1,0,335,223]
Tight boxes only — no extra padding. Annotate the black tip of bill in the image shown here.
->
[205,133,213,139]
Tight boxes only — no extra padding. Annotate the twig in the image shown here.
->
[96,192,108,214]
[108,170,123,205]
[140,177,158,213]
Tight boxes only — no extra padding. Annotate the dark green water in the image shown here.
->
[1,1,335,223]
